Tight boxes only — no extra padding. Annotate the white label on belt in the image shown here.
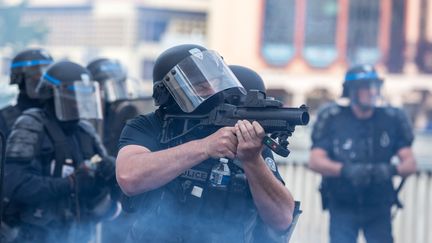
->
[191,186,203,198]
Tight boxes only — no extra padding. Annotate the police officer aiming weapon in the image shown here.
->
[160,90,309,157]
[117,45,300,242]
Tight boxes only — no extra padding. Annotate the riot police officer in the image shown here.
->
[86,58,153,156]
[116,44,295,243]
[309,65,417,243]
[0,48,53,137]
[2,61,118,243]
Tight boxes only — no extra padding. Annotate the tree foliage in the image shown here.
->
[0,0,48,50]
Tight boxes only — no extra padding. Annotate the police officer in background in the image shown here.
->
[0,49,54,137]
[116,44,295,243]
[309,65,417,243]
[86,58,154,156]
[2,61,118,243]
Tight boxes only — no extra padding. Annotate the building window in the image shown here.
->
[141,18,168,42]
[347,0,381,65]
[138,8,206,43]
[304,0,338,68]
[261,0,296,66]
[141,59,155,81]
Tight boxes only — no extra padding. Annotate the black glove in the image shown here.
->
[340,163,373,187]
[95,156,121,200]
[69,164,98,196]
[96,156,116,185]
[371,163,398,184]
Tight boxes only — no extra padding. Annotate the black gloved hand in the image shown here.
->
[69,164,98,196]
[96,156,116,185]
[340,163,374,187]
[371,163,398,184]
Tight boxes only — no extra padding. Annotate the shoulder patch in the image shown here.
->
[264,157,277,172]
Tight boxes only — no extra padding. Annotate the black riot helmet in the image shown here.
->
[229,65,266,93]
[228,65,266,105]
[87,58,126,83]
[152,44,245,113]
[10,48,54,98]
[87,58,149,103]
[36,61,103,121]
[342,64,384,111]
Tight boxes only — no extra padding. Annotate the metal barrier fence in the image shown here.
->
[278,162,432,243]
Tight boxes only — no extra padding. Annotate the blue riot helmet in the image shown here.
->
[152,44,246,113]
[36,61,103,121]
[10,48,54,98]
[342,64,384,111]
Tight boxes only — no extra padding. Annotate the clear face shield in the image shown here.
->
[104,77,151,103]
[349,80,384,111]
[161,49,246,113]
[53,80,103,121]
[23,65,51,99]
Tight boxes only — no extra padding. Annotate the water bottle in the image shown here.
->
[209,158,231,189]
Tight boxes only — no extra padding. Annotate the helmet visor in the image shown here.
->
[161,50,245,113]
[23,65,51,99]
[54,81,103,121]
[104,77,151,103]
[104,78,129,103]
[349,80,384,109]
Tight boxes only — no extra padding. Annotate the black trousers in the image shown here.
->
[328,202,393,243]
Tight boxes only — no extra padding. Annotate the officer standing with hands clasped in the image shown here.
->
[309,65,417,243]
[2,61,118,243]
[116,44,295,242]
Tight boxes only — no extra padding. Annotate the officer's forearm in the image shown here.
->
[396,147,417,177]
[309,148,343,177]
[116,140,208,196]
[242,156,294,231]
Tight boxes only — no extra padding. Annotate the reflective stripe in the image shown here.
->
[345,72,379,81]
[42,73,61,85]
[10,59,53,69]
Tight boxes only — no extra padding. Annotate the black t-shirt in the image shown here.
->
[119,112,286,242]
[311,103,414,206]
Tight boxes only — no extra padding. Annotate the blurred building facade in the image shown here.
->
[1,0,431,75]
[1,0,432,127]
